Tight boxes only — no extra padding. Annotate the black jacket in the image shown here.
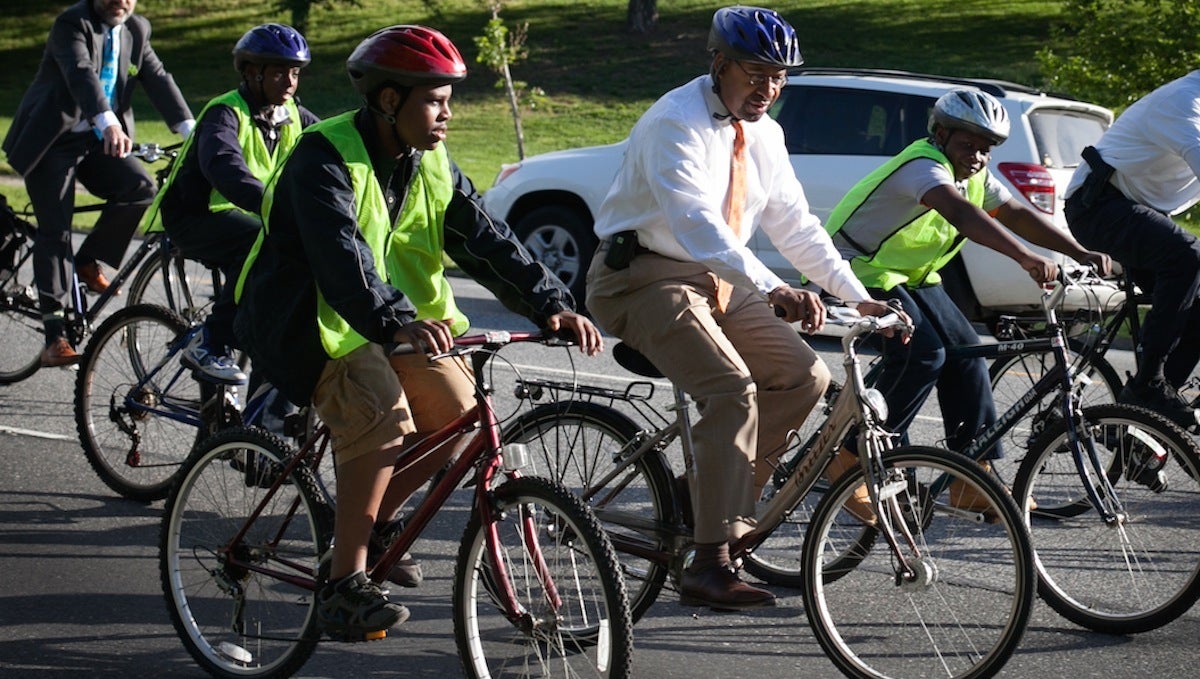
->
[235,109,574,405]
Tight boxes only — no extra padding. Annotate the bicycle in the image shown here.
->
[73,301,281,502]
[0,142,217,384]
[505,308,1036,679]
[159,330,634,679]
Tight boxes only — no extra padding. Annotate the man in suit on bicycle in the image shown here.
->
[2,0,194,366]
[825,89,1111,505]
[233,25,602,640]
[1065,71,1200,431]
[141,23,319,385]
[586,6,898,611]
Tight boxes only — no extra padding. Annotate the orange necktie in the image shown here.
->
[715,119,746,312]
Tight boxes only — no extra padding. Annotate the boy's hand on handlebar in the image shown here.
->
[857,299,912,341]
[546,311,604,356]
[1020,254,1059,286]
[768,286,826,333]
[394,319,455,355]
[101,125,134,158]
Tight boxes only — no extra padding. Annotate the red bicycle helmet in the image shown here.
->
[347,25,467,97]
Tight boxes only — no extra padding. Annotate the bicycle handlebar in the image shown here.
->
[390,330,571,359]
[129,142,181,163]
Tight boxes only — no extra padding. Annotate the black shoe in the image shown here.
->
[369,519,424,588]
[679,565,775,611]
[1118,378,1200,431]
[317,571,408,641]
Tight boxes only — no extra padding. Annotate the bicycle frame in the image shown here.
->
[953,282,1127,524]
[212,331,570,625]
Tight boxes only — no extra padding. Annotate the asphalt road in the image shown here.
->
[1,276,1197,678]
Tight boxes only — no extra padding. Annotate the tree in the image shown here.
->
[628,0,659,34]
[1037,0,1200,110]
[274,0,361,36]
[474,2,542,159]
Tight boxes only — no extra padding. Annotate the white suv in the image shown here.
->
[482,68,1115,326]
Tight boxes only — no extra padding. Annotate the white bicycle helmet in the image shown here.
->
[928,89,1010,144]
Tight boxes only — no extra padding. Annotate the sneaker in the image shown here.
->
[76,261,112,295]
[181,329,247,385]
[1119,377,1200,432]
[317,571,409,641]
[1120,434,1169,493]
[40,336,81,367]
[369,519,424,588]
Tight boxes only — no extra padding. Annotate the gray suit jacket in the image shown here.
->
[2,1,192,175]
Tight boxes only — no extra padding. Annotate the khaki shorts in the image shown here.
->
[311,343,476,464]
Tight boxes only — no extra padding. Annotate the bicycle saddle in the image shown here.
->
[612,342,664,379]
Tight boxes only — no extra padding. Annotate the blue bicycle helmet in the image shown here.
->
[233,23,311,72]
[707,6,803,68]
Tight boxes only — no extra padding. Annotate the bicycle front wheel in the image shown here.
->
[161,426,331,679]
[453,476,634,679]
[803,446,1035,679]
[75,304,199,501]
[0,228,44,384]
[1014,403,1200,634]
[503,400,674,622]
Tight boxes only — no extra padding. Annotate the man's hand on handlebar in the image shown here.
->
[394,319,455,355]
[1019,254,1059,287]
[545,311,604,357]
[1077,250,1113,278]
[768,285,826,333]
[101,125,134,158]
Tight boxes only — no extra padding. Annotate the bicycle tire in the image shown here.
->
[452,475,633,679]
[127,244,216,323]
[803,445,1035,679]
[1013,403,1200,634]
[988,346,1122,492]
[161,426,331,679]
[502,400,673,622]
[0,227,44,384]
[74,304,199,501]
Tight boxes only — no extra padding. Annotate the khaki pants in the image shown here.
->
[587,249,829,544]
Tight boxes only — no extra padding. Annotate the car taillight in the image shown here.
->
[996,162,1055,214]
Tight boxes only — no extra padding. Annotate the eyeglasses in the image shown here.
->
[732,60,788,90]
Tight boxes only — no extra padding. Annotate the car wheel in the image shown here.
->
[512,205,595,306]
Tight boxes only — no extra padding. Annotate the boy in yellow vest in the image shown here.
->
[825,89,1109,504]
[145,24,317,383]
[233,25,602,640]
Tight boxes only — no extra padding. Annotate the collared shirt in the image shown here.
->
[592,74,870,303]
[1064,70,1200,215]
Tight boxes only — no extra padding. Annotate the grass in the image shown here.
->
[3,0,1194,230]
[1,0,1067,190]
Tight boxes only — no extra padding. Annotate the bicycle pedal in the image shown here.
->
[324,628,389,643]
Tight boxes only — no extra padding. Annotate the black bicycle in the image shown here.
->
[0,143,217,384]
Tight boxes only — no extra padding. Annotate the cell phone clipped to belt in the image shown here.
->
[604,230,639,270]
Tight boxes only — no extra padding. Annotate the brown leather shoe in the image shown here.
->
[949,461,1038,514]
[825,448,876,525]
[40,337,81,367]
[679,565,775,611]
[77,261,112,295]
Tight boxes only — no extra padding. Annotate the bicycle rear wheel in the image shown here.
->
[161,427,331,679]
[803,445,1035,679]
[502,400,674,622]
[75,304,199,501]
[1014,403,1200,634]
[988,347,1122,492]
[0,226,44,384]
[127,244,217,324]
[453,476,634,679]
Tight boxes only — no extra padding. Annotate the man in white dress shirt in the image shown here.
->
[586,5,897,611]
